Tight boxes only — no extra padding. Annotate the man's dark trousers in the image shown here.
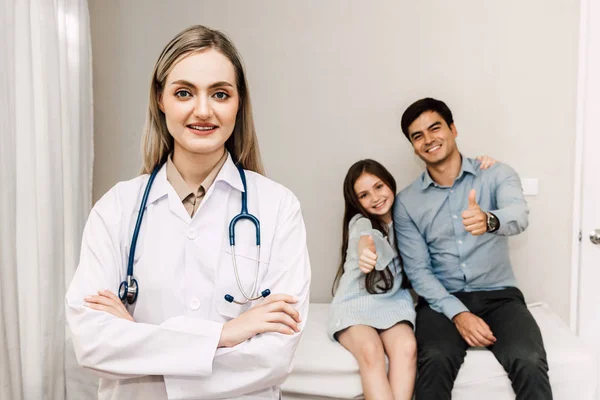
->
[414,287,552,400]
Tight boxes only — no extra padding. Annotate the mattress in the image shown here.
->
[282,303,598,400]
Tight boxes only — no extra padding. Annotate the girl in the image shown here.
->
[66,25,311,400]
[329,156,496,400]
[330,159,417,400]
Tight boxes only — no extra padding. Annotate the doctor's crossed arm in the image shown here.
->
[218,293,301,346]
[85,290,302,342]
[85,290,135,322]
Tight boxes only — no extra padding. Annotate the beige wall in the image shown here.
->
[90,0,580,322]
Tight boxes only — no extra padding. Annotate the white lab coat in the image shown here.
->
[65,153,311,400]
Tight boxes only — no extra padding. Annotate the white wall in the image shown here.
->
[89,0,580,322]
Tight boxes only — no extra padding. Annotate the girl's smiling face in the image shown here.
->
[354,172,395,223]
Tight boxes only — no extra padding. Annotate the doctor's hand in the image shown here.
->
[218,294,301,348]
[84,290,135,322]
[462,189,487,236]
[357,235,377,274]
[476,155,497,170]
[453,311,496,347]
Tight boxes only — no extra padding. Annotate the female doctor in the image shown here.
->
[65,25,311,400]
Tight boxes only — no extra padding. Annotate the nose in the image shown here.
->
[423,131,435,145]
[193,96,213,120]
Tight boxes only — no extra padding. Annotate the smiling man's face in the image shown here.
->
[407,110,459,166]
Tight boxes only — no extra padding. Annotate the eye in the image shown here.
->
[358,193,366,199]
[213,91,230,100]
[412,134,422,141]
[432,126,440,131]
[175,89,192,99]
[376,183,384,190]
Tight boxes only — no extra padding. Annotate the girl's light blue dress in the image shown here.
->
[328,214,416,340]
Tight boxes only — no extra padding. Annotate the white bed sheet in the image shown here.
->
[282,303,598,400]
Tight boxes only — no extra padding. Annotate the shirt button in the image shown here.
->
[453,215,458,219]
[458,240,463,245]
[190,298,201,310]
[450,190,454,193]
[461,263,466,268]
[186,228,197,240]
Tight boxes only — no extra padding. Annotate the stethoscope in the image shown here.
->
[118,160,271,306]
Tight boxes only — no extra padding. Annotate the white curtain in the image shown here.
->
[0,0,93,399]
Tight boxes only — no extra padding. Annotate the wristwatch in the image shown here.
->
[486,212,500,233]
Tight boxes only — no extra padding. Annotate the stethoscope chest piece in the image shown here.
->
[119,276,139,305]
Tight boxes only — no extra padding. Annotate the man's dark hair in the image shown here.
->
[401,98,454,141]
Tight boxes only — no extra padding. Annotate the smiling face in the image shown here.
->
[158,48,239,160]
[354,172,395,223]
[407,110,459,167]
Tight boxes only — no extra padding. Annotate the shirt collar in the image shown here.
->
[214,152,245,193]
[421,170,436,190]
[459,156,478,178]
[420,155,477,190]
[166,155,193,201]
[165,151,228,202]
[145,163,170,205]
[146,151,244,206]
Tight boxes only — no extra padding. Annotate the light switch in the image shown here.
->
[521,178,539,196]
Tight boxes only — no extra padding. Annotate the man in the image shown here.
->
[394,98,552,399]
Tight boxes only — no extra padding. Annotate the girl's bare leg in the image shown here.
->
[380,322,417,400]
[338,325,394,400]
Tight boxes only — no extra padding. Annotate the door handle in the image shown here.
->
[591,229,600,245]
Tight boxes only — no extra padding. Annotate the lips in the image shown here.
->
[373,199,386,210]
[426,144,442,153]
[187,123,218,135]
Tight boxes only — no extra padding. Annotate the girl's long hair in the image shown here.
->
[332,159,399,295]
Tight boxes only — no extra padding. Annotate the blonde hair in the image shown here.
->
[141,25,264,175]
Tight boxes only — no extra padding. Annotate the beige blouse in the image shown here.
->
[166,151,228,217]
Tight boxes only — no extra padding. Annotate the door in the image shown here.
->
[575,0,600,350]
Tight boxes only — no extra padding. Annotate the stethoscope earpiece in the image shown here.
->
[224,289,270,305]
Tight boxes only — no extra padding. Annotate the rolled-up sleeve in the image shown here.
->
[394,198,468,320]
[490,164,529,236]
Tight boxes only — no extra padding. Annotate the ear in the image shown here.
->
[450,123,458,138]
[157,92,164,113]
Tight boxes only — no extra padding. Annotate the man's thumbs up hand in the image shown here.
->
[462,189,487,236]
[468,189,479,209]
